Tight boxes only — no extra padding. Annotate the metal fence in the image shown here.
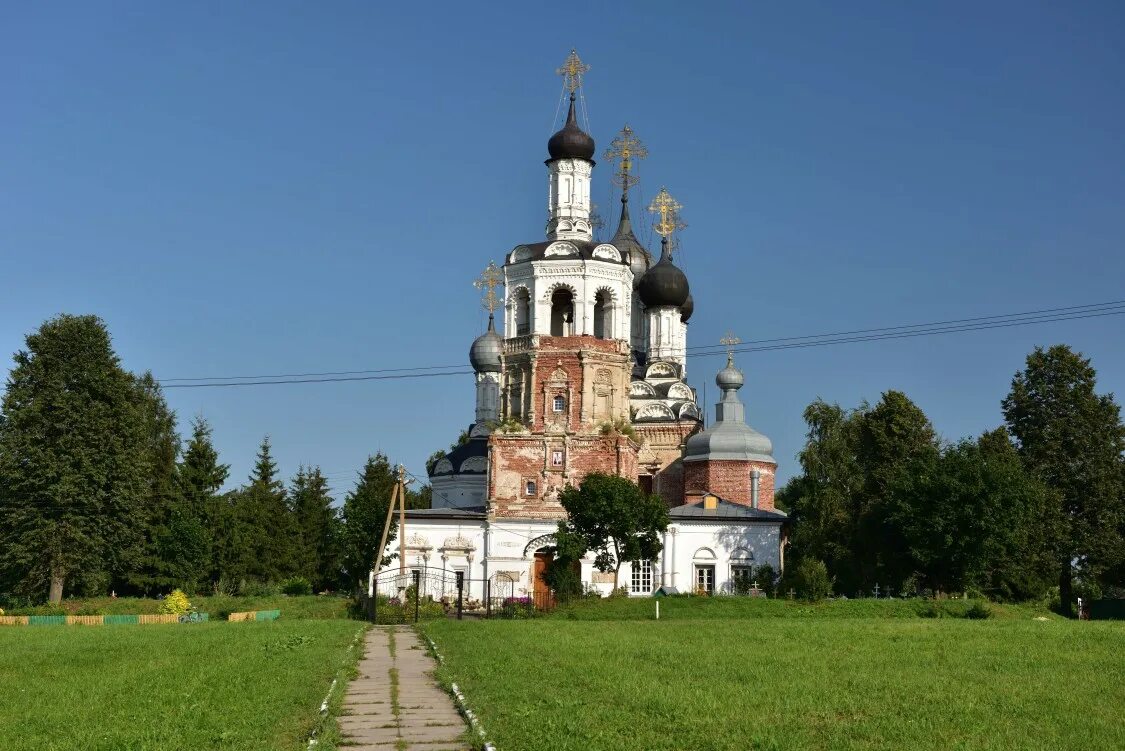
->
[366,569,556,624]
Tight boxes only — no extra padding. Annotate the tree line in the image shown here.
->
[779,344,1125,613]
[0,315,427,605]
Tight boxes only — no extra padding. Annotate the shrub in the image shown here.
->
[796,559,833,602]
[159,589,191,615]
[212,577,237,597]
[239,580,280,597]
[607,586,630,600]
[754,564,778,597]
[964,601,993,620]
[280,577,313,596]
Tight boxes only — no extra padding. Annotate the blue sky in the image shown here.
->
[3,2,1123,498]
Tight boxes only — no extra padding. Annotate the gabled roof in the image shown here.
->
[668,496,787,522]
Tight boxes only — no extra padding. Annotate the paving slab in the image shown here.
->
[337,626,471,751]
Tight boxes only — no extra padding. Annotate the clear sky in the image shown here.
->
[3,2,1123,498]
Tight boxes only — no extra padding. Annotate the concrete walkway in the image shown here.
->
[338,626,470,751]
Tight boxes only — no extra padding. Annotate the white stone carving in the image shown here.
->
[667,382,694,400]
[635,403,676,421]
[630,381,657,397]
[592,244,622,262]
[406,533,431,549]
[545,241,579,257]
[510,246,533,263]
[442,535,475,551]
[434,459,453,474]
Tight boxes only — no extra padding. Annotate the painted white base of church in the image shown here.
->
[376,505,782,601]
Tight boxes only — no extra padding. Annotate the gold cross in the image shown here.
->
[474,261,503,314]
[648,187,685,238]
[604,124,648,191]
[720,332,741,363]
[557,49,590,93]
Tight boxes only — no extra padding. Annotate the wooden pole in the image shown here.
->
[374,481,400,581]
[398,465,408,576]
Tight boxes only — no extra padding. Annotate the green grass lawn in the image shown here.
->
[546,595,1053,620]
[423,615,1125,751]
[0,620,364,751]
[6,594,353,620]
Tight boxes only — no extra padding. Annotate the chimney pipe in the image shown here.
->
[751,469,761,509]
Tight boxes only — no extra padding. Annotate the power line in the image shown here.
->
[161,370,473,389]
[153,299,1125,389]
[683,300,1125,354]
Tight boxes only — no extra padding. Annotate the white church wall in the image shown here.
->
[659,523,781,594]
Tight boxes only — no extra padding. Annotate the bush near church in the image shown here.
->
[159,589,191,615]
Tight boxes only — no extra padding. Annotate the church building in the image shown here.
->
[384,52,786,602]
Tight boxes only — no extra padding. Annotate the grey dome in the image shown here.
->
[469,315,502,372]
[683,355,774,463]
[716,357,743,390]
[637,238,689,308]
[680,293,694,323]
[547,94,595,161]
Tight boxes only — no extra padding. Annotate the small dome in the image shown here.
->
[469,316,502,372]
[716,356,743,390]
[547,94,595,161]
[637,238,689,308]
[680,293,694,322]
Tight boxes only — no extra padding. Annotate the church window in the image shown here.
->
[731,566,754,593]
[638,475,654,495]
[551,450,564,467]
[695,565,715,595]
[593,289,613,339]
[525,479,537,497]
[630,560,653,594]
[553,395,566,413]
[550,288,575,336]
[514,288,531,336]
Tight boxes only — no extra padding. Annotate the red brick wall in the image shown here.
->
[682,459,777,510]
[488,433,640,519]
[634,423,700,507]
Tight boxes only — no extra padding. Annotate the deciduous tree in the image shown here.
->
[556,473,669,589]
[1002,345,1125,614]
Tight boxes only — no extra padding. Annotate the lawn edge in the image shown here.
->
[306,622,369,749]
[419,626,497,751]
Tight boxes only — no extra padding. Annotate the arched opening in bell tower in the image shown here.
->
[515,288,531,336]
[550,288,575,336]
[593,289,614,339]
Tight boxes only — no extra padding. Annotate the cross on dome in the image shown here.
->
[648,187,686,238]
[605,124,648,192]
[556,49,590,93]
[474,261,503,315]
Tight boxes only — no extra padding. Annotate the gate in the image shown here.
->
[366,569,556,623]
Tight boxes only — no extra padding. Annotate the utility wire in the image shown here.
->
[153,299,1125,388]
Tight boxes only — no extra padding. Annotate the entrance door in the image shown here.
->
[533,551,554,609]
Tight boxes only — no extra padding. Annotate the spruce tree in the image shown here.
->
[1002,345,1125,613]
[0,315,149,602]
[340,453,398,592]
[238,436,296,582]
[171,416,229,589]
[291,466,340,591]
[126,372,182,593]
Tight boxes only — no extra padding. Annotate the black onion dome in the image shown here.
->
[637,238,690,308]
[547,93,595,161]
[680,293,694,322]
[468,315,502,372]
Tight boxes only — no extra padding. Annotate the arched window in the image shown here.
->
[593,289,614,339]
[550,288,575,336]
[514,288,531,336]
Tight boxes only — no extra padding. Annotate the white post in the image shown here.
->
[655,600,660,620]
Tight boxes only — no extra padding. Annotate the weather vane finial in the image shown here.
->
[557,49,589,93]
[474,261,504,316]
[648,187,686,238]
[605,124,648,192]
[720,332,741,365]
